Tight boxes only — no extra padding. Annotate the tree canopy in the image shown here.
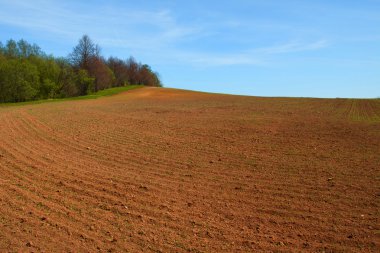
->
[0,35,161,103]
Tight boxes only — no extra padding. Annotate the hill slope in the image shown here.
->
[0,87,379,252]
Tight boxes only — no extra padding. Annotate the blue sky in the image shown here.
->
[0,0,379,98]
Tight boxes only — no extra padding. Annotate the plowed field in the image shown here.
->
[0,87,379,252]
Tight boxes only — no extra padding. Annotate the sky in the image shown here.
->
[0,0,379,98]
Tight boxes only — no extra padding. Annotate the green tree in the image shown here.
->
[55,58,78,97]
[0,59,39,102]
[5,39,19,58]
[29,55,61,98]
[17,39,32,58]
[76,69,95,95]
[0,42,4,56]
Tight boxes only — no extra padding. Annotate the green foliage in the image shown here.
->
[57,65,78,98]
[0,42,4,55]
[29,56,61,99]
[5,39,18,58]
[76,69,95,95]
[0,59,39,102]
[0,36,162,104]
[40,79,57,98]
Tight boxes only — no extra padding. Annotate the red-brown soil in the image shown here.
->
[0,87,379,252]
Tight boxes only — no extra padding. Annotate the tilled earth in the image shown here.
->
[0,87,379,252]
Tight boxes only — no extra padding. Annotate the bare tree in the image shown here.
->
[69,35,99,69]
[125,57,140,85]
[107,57,130,86]
[87,57,114,91]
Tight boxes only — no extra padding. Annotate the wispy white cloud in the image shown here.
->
[165,40,329,67]
[190,55,261,66]
[254,40,329,54]
[173,51,263,67]
[0,0,330,67]
[0,0,202,45]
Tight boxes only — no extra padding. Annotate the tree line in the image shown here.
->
[0,35,161,103]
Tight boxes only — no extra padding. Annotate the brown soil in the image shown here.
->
[0,87,379,252]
